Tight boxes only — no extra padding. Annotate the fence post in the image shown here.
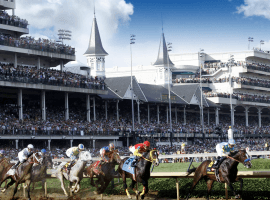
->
[225,182,228,200]
[44,181,47,197]
[176,178,179,200]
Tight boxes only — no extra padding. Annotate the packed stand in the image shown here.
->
[0,10,28,28]
[0,63,105,90]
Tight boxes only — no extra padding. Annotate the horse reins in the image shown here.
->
[142,150,158,163]
[227,155,250,165]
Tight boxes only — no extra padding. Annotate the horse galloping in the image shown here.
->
[118,149,159,200]
[85,150,121,194]
[54,151,92,197]
[186,149,252,200]
[0,153,44,200]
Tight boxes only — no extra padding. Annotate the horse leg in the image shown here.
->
[186,172,203,200]
[59,174,68,197]
[235,177,243,198]
[131,180,139,196]
[224,177,238,198]
[140,179,148,200]
[206,179,214,200]
[2,178,15,193]
[97,176,105,194]
[71,177,79,193]
[25,180,31,199]
[11,181,19,200]
[122,173,131,199]
[99,178,110,194]
[32,182,35,191]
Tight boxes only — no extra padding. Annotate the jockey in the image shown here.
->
[129,141,151,167]
[66,144,84,174]
[212,138,236,169]
[39,149,47,156]
[12,144,34,169]
[98,143,115,166]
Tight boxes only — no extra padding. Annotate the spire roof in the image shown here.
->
[153,33,174,66]
[84,16,108,56]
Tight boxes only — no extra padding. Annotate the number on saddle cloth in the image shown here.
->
[93,161,103,175]
[122,156,136,175]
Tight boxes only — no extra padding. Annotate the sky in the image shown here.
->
[12,0,270,68]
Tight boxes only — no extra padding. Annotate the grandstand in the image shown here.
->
[0,1,270,154]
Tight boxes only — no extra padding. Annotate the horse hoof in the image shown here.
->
[128,195,132,199]
[1,189,6,193]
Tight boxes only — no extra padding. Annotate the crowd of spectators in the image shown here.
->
[0,63,105,90]
[205,92,270,103]
[0,10,28,28]
[0,33,75,55]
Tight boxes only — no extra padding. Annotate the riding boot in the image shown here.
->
[12,161,20,169]
[67,160,75,174]
[131,157,138,167]
[212,157,220,169]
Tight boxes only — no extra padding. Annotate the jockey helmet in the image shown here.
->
[41,149,46,153]
[0,150,5,154]
[78,144,84,150]
[27,144,34,149]
[143,141,150,147]
[229,126,232,129]
[109,143,115,149]
[228,139,235,145]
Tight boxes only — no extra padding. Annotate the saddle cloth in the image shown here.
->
[122,156,135,175]
[206,161,215,174]
[92,161,102,175]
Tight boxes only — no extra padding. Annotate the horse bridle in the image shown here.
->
[142,150,158,163]
[32,153,43,165]
[227,153,251,165]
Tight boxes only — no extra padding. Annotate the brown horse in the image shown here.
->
[118,149,159,200]
[85,150,121,194]
[0,153,43,200]
[186,149,252,200]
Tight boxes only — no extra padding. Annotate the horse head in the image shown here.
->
[143,149,159,167]
[78,151,92,162]
[232,149,252,168]
[30,152,44,166]
[108,150,121,164]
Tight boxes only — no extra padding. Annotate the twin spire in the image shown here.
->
[84,12,108,56]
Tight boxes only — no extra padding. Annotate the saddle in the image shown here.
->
[206,161,215,174]
[62,161,76,172]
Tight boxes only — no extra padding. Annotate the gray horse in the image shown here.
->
[54,151,92,196]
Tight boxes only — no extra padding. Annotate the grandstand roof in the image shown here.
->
[98,88,122,100]
[153,33,174,67]
[84,16,108,56]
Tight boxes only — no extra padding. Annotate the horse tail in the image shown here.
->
[186,167,196,176]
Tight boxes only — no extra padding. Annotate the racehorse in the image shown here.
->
[0,153,44,200]
[54,151,92,197]
[0,157,10,188]
[186,149,252,200]
[85,150,121,194]
[26,155,53,191]
[118,149,159,200]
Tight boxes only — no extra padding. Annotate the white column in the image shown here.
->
[70,139,73,147]
[232,105,235,126]
[41,90,46,121]
[60,60,64,72]
[116,100,119,122]
[16,139,19,150]
[175,106,177,123]
[93,140,95,149]
[183,106,186,125]
[37,57,41,70]
[105,101,108,120]
[65,92,69,120]
[93,97,96,121]
[258,107,262,128]
[157,105,160,124]
[245,106,249,127]
[208,109,210,126]
[12,9,15,15]
[14,53,17,68]
[86,94,90,122]
[148,104,150,124]
[48,139,51,151]
[166,106,169,124]
[137,101,140,124]
[127,137,129,147]
[215,108,219,125]
[18,89,23,120]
